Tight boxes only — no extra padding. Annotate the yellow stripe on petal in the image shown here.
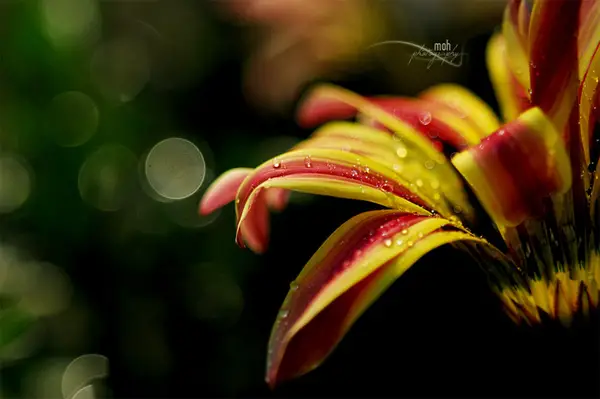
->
[251,175,431,216]
[579,43,600,167]
[291,217,452,332]
[502,6,530,92]
[578,0,600,81]
[486,33,529,122]
[419,84,501,137]
[266,207,505,386]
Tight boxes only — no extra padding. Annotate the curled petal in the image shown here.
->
[265,188,290,212]
[234,144,478,249]
[452,107,572,227]
[199,168,252,215]
[265,210,498,387]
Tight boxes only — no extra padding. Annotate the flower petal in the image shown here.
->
[199,168,253,215]
[528,0,580,132]
[579,41,600,168]
[452,107,572,227]
[502,0,531,92]
[265,210,497,387]
[298,84,493,153]
[486,33,531,122]
[234,144,477,249]
[418,84,501,137]
[578,0,600,81]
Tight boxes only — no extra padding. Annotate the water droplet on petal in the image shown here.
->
[278,309,289,318]
[407,241,414,247]
[272,158,281,169]
[424,160,435,170]
[416,179,423,187]
[384,238,393,247]
[419,111,432,126]
[453,205,462,214]
[401,229,409,235]
[393,163,403,172]
[417,232,424,239]
[381,182,393,192]
[396,239,403,246]
[290,281,299,291]
[351,169,359,178]
[304,156,312,168]
[396,146,408,158]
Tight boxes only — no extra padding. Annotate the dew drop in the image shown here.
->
[272,158,281,169]
[417,232,424,239]
[304,156,312,168]
[453,205,462,214]
[278,309,289,318]
[416,179,423,187]
[407,241,414,247]
[290,281,299,291]
[381,182,393,192]
[419,111,432,126]
[396,239,403,246]
[401,229,409,235]
[424,160,435,170]
[384,238,393,247]
[393,163,403,172]
[527,89,533,96]
[396,146,408,158]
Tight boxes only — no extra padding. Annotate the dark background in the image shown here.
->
[0,1,598,398]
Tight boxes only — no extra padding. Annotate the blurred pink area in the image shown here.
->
[217,0,507,113]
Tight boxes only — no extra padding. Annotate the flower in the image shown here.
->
[199,0,600,389]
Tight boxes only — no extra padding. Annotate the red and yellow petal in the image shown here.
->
[578,0,600,81]
[501,0,531,93]
[579,41,600,168]
[298,84,493,152]
[199,168,253,215]
[452,107,572,228]
[234,147,473,250]
[265,210,501,387]
[418,84,501,138]
[486,33,531,122]
[528,0,580,132]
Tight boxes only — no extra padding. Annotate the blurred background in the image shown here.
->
[0,0,598,398]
